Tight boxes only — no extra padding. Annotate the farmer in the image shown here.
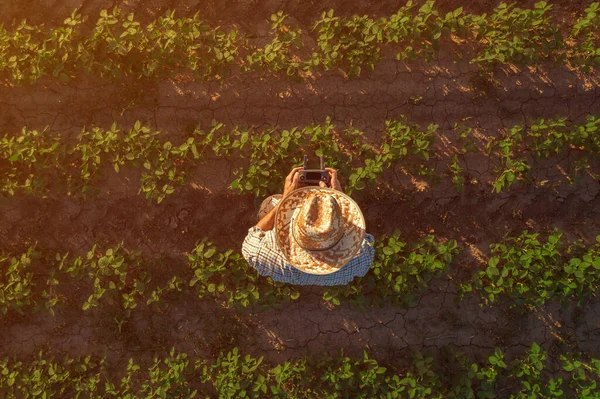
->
[242,167,375,285]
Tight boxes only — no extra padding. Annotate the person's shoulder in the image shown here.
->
[263,229,281,249]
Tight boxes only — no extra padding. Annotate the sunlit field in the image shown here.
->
[0,0,599,397]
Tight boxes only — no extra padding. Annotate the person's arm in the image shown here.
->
[256,205,278,231]
[255,166,303,231]
[256,167,341,230]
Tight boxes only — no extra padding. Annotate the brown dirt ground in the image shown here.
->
[0,0,599,378]
[0,0,594,29]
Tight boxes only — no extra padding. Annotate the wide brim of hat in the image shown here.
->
[275,187,366,275]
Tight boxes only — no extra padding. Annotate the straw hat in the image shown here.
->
[275,187,366,274]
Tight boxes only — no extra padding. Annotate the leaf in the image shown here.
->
[353,180,366,191]
[191,144,199,159]
[204,248,216,258]
[383,246,394,256]
[487,266,499,278]
[488,257,500,269]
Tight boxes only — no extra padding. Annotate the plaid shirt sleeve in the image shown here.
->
[242,226,375,286]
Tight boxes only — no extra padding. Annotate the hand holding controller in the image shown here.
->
[320,168,343,191]
[298,155,330,186]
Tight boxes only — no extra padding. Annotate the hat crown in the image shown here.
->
[293,193,344,251]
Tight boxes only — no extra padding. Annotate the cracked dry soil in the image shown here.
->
[0,0,600,373]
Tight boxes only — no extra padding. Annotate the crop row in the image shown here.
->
[460,230,600,309]
[1,1,600,84]
[0,117,436,201]
[1,343,598,398]
[2,113,598,202]
[0,233,456,318]
[2,229,599,319]
[210,114,600,196]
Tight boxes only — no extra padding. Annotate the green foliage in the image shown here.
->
[488,114,600,192]
[146,276,184,306]
[311,10,384,76]
[0,231,460,318]
[323,233,459,308]
[383,117,437,163]
[509,343,564,399]
[209,117,378,197]
[569,2,600,73]
[461,230,600,308]
[205,115,437,198]
[74,120,214,203]
[60,243,149,315]
[0,8,241,82]
[188,240,300,309]
[345,118,438,194]
[0,128,62,196]
[0,246,67,319]
[469,2,562,68]
[386,1,444,61]
[2,3,600,84]
[561,353,600,398]
[0,247,37,315]
[489,125,530,193]
[449,155,465,191]
[1,112,597,200]
[1,344,597,398]
[526,115,600,182]
[0,120,216,203]
[138,349,198,398]
[527,117,570,158]
[453,121,478,154]
[202,347,269,397]
[245,11,305,76]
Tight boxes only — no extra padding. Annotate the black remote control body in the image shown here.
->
[298,155,330,185]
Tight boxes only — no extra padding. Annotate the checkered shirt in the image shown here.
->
[242,226,375,286]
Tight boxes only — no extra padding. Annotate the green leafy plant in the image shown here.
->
[188,240,300,309]
[561,354,600,398]
[1,344,598,398]
[60,243,149,316]
[0,128,62,196]
[310,10,385,76]
[461,230,600,308]
[469,2,562,68]
[449,155,465,191]
[568,2,600,72]
[323,232,459,308]
[210,118,376,197]
[244,11,305,76]
[490,125,530,193]
[3,3,600,85]
[0,247,37,316]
